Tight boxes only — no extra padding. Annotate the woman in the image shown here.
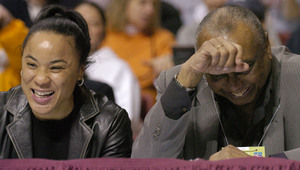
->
[0,5,132,159]
[74,2,142,137]
[103,0,175,105]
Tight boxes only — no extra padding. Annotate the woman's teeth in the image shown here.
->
[34,90,54,97]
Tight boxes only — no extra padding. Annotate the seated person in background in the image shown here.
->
[225,0,282,47]
[0,5,132,159]
[0,4,28,91]
[74,1,142,137]
[132,5,300,161]
[160,1,182,36]
[286,28,300,55]
[0,0,84,28]
[176,0,227,47]
[103,0,175,106]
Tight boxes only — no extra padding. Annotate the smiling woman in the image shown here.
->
[0,5,132,159]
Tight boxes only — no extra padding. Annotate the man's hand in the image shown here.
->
[177,37,250,88]
[209,145,251,161]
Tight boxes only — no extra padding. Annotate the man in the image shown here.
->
[132,5,300,160]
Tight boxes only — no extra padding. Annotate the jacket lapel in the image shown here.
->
[6,86,33,158]
[262,56,284,156]
[67,86,99,159]
[192,79,219,159]
[262,105,284,156]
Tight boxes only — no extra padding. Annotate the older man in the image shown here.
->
[132,5,300,160]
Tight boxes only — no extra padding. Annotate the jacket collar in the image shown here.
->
[5,85,100,159]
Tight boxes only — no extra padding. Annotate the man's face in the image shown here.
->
[200,25,272,106]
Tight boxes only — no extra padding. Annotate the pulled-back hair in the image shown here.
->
[22,4,91,68]
[195,5,267,57]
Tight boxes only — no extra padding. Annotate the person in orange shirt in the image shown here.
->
[104,0,175,106]
[0,4,29,91]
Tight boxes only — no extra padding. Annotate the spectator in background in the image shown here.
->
[226,0,282,47]
[0,0,83,28]
[284,0,300,54]
[75,1,143,137]
[161,0,201,25]
[104,0,175,107]
[263,0,300,45]
[286,28,300,55]
[0,4,28,91]
[160,1,182,36]
[176,0,228,46]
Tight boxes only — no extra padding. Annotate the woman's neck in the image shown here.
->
[125,24,140,35]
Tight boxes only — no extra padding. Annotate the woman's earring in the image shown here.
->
[77,77,84,86]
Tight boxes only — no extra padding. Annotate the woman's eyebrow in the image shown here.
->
[25,55,37,61]
[50,59,67,64]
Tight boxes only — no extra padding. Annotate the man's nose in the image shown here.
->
[227,73,242,90]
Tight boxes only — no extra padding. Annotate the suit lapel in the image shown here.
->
[262,105,284,156]
[189,79,219,159]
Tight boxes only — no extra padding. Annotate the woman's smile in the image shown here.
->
[31,89,54,105]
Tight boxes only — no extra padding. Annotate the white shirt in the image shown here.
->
[86,47,142,129]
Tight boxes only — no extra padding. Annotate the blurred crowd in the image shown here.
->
[1,0,300,137]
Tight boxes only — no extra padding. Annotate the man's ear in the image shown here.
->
[264,31,272,59]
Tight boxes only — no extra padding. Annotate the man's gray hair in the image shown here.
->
[195,5,267,56]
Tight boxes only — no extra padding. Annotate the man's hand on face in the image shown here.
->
[177,37,250,88]
[209,145,251,161]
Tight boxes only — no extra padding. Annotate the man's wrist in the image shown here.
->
[173,73,196,94]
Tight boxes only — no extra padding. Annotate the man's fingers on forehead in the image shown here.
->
[232,43,243,64]
[209,38,223,48]
[235,63,249,72]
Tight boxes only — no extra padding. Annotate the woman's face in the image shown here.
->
[75,4,104,54]
[126,0,155,31]
[21,31,84,120]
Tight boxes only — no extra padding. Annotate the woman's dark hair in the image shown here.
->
[22,4,91,67]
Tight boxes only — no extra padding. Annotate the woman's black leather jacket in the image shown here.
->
[0,85,133,159]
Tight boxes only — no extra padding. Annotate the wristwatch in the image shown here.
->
[173,73,196,94]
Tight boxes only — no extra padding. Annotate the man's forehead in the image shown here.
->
[196,23,257,60]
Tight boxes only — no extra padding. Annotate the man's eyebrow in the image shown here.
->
[242,59,256,64]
